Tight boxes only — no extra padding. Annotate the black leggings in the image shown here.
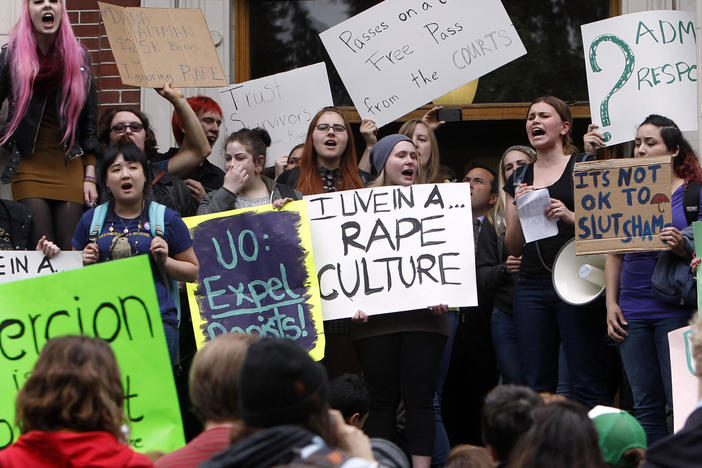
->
[354,331,446,456]
[19,198,84,251]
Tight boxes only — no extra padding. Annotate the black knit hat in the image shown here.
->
[238,337,328,428]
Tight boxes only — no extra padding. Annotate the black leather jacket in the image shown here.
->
[0,44,100,183]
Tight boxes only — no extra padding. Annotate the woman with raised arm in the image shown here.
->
[605,115,702,444]
[352,134,448,468]
[72,142,199,365]
[0,0,101,250]
[503,96,610,408]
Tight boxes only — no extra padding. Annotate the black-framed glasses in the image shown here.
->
[315,123,346,133]
[111,122,144,133]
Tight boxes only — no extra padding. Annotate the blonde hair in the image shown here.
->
[488,145,536,234]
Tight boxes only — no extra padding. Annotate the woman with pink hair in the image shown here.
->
[0,0,100,250]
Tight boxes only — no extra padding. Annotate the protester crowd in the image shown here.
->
[1,1,702,467]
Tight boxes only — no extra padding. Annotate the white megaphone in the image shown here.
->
[552,238,606,305]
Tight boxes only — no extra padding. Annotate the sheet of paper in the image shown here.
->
[517,188,558,243]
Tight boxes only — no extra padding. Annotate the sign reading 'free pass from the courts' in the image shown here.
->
[319,0,526,127]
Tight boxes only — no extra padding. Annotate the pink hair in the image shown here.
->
[1,0,88,149]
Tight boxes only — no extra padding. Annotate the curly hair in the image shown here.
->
[296,107,364,195]
[15,336,126,440]
[98,107,159,159]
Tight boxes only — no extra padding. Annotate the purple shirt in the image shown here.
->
[619,184,701,320]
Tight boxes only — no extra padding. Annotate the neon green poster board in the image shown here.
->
[0,255,184,453]
[694,221,702,315]
[183,200,325,360]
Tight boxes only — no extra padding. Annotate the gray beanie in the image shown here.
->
[370,134,414,174]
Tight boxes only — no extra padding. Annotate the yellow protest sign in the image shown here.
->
[183,201,325,360]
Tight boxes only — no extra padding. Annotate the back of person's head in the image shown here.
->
[447,444,496,468]
[15,336,125,440]
[590,407,646,468]
[189,333,258,424]
[327,373,371,427]
[481,384,543,462]
[172,96,222,145]
[506,399,606,468]
[238,337,329,437]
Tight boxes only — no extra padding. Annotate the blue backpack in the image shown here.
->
[89,201,181,322]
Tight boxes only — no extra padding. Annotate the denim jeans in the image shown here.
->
[618,316,691,445]
[513,278,611,408]
[163,321,179,367]
[491,308,525,385]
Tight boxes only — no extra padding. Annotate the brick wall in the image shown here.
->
[66,0,141,112]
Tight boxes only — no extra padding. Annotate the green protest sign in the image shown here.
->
[0,255,184,453]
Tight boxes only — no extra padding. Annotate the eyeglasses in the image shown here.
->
[111,122,144,133]
[315,123,346,133]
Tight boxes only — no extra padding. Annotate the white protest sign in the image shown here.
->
[669,325,697,432]
[219,63,333,166]
[581,11,697,147]
[319,0,526,128]
[517,188,558,243]
[306,183,476,321]
[0,251,83,284]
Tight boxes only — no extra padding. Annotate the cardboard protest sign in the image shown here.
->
[183,201,325,361]
[0,256,184,453]
[581,11,697,146]
[574,156,671,255]
[307,183,476,321]
[319,0,525,128]
[0,251,82,284]
[98,2,226,88]
[669,325,696,432]
[219,63,333,167]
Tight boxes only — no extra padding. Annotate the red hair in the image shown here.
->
[1,0,88,149]
[296,107,364,195]
[171,96,222,146]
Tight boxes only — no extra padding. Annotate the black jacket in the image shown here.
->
[0,45,100,183]
[643,406,702,468]
[476,218,517,315]
[200,425,373,468]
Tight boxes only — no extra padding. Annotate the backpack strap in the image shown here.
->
[684,181,701,227]
[148,201,167,237]
[147,201,182,326]
[89,202,110,243]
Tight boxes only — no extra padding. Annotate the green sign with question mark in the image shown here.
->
[581,11,697,147]
[588,34,635,142]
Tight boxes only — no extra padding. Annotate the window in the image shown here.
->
[239,0,618,119]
